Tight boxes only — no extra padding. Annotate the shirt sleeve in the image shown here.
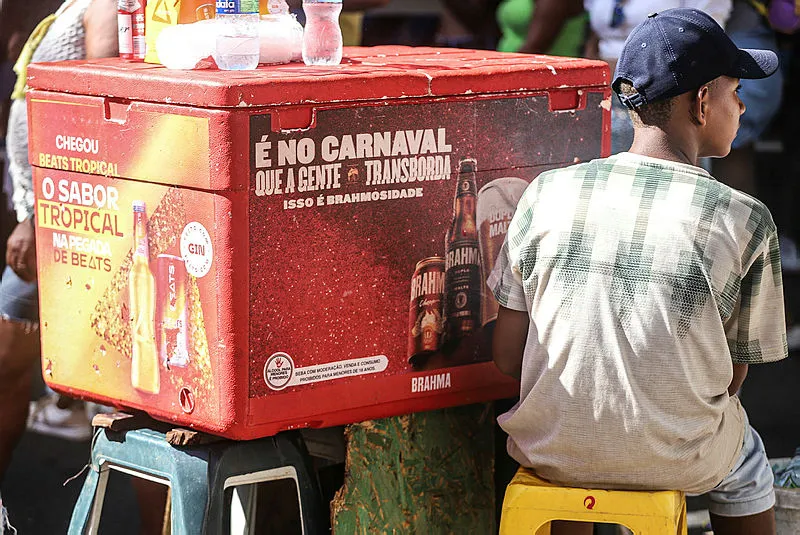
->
[487,186,537,313]
[487,238,527,312]
[725,224,788,364]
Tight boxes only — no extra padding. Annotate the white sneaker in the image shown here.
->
[26,395,93,442]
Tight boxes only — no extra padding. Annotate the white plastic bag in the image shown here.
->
[155,19,218,70]
[259,14,303,65]
[156,15,303,70]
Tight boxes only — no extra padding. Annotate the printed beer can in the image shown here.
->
[476,177,528,326]
[407,256,446,365]
[155,254,190,368]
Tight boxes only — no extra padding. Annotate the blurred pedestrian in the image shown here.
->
[360,0,441,47]
[0,0,64,275]
[496,0,587,56]
[0,0,117,530]
[436,0,502,50]
[712,0,784,197]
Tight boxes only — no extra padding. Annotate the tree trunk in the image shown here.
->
[331,403,496,534]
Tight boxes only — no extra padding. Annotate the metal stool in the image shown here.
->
[68,423,328,534]
[500,467,687,535]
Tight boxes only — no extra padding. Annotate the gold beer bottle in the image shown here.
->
[444,158,482,343]
[129,201,160,394]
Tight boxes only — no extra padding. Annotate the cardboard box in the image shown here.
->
[27,47,610,439]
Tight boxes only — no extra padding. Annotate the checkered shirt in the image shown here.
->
[488,152,787,494]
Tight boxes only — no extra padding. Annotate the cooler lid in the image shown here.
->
[27,46,610,108]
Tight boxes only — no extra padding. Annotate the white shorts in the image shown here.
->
[705,414,775,517]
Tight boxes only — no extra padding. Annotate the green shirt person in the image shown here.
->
[496,0,587,56]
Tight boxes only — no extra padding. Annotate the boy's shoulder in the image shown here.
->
[712,176,777,234]
[533,158,600,184]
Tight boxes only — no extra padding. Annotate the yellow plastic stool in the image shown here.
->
[500,467,688,535]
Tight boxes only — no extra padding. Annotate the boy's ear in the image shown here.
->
[690,85,711,127]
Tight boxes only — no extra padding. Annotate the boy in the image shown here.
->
[489,8,786,535]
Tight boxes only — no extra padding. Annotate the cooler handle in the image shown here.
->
[104,97,131,124]
[548,89,587,112]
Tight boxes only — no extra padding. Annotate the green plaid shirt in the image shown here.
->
[488,152,787,493]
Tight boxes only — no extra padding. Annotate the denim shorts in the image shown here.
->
[0,266,39,324]
[705,413,775,517]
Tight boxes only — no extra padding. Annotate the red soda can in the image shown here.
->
[155,254,190,368]
[407,256,446,364]
[118,0,147,60]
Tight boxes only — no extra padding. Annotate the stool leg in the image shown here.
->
[678,500,688,535]
[67,467,102,535]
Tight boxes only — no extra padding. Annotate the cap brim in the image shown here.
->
[730,48,779,79]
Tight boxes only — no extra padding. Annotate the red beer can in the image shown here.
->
[155,254,189,368]
[407,256,446,364]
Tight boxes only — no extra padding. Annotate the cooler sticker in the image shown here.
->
[264,352,295,391]
[265,355,388,390]
[180,222,213,277]
[246,97,605,399]
[411,372,452,393]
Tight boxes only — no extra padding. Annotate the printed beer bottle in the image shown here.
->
[130,201,160,394]
[444,158,481,343]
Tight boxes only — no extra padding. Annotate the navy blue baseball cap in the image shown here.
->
[612,8,779,110]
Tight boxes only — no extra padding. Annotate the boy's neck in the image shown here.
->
[627,127,700,168]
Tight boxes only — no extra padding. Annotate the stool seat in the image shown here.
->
[68,426,328,534]
[500,467,687,535]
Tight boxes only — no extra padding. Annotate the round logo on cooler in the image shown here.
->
[264,352,294,391]
[180,222,213,278]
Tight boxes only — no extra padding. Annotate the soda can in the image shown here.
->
[407,256,445,364]
[156,254,190,368]
[118,0,147,60]
[476,177,528,327]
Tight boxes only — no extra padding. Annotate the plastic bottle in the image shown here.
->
[213,0,260,70]
[302,0,343,66]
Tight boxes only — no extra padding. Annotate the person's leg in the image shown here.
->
[709,508,775,535]
[706,412,776,535]
[0,267,40,482]
[0,319,37,480]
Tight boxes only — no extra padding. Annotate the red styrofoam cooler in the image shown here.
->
[27,47,610,439]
